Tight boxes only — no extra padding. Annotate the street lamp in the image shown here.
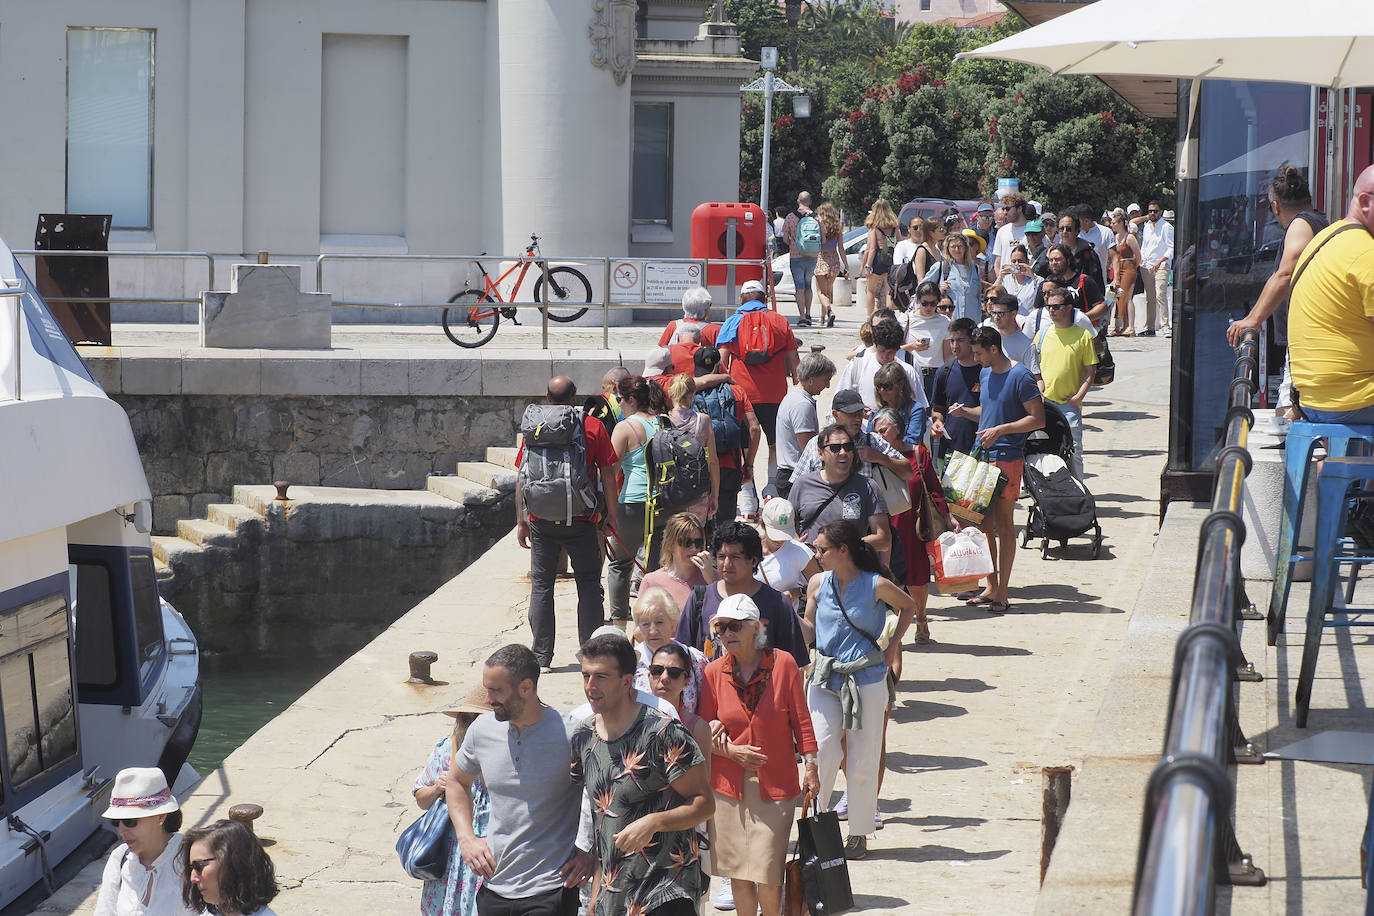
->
[740,46,807,230]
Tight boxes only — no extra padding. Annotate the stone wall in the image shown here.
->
[115,393,524,532]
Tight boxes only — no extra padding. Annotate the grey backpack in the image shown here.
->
[518,405,600,523]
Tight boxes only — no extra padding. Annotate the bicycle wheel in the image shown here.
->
[532,266,592,322]
[442,290,500,348]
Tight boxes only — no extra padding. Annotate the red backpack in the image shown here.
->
[735,312,777,366]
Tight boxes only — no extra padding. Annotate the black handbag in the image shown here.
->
[396,798,454,882]
[794,789,854,914]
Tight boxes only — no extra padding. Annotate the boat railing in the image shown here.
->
[2,281,27,401]
[1132,327,1267,914]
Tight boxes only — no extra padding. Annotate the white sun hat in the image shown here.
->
[102,767,180,820]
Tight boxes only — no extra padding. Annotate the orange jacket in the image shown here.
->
[697,649,817,801]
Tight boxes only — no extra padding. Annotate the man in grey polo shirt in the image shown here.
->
[774,352,834,499]
[448,644,593,916]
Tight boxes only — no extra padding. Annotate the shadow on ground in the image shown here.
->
[889,699,969,725]
[883,751,987,774]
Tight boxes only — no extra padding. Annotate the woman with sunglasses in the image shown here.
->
[871,362,927,451]
[924,231,980,323]
[95,768,197,916]
[697,593,818,916]
[898,281,951,404]
[411,685,493,916]
[181,819,278,916]
[998,243,1041,317]
[631,586,710,713]
[640,510,713,610]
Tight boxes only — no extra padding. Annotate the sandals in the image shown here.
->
[987,601,1012,614]
[913,620,932,645]
[965,595,995,607]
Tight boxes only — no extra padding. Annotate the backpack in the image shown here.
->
[736,312,777,366]
[646,415,712,511]
[795,213,822,256]
[889,260,920,310]
[518,405,600,523]
[693,384,743,454]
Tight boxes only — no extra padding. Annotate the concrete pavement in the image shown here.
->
[39,324,1181,914]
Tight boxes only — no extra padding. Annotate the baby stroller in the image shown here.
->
[1019,401,1104,559]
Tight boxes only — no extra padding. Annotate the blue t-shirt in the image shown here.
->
[977,362,1042,459]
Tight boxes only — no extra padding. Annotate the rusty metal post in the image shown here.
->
[257,250,269,265]
[408,651,439,685]
[1041,765,1073,885]
[273,481,291,501]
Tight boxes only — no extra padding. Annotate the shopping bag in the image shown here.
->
[395,798,453,882]
[792,791,854,915]
[926,529,994,589]
[939,448,1006,524]
[871,463,912,517]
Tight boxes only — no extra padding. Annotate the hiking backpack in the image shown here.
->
[518,404,600,523]
[693,384,743,454]
[736,313,777,366]
[646,415,712,511]
[795,213,823,256]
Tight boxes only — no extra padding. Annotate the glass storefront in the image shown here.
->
[1170,80,1313,478]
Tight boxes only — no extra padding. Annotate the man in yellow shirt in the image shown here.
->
[1033,287,1097,479]
[1289,165,1374,422]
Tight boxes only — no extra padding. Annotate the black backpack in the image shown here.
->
[647,415,712,511]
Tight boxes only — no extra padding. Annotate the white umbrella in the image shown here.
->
[955,0,1374,209]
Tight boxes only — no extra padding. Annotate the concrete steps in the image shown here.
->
[485,446,518,469]
[176,517,236,548]
[455,460,518,491]
[206,502,262,533]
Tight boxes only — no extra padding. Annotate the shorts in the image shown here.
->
[994,459,1024,501]
[1304,405,1374,424]
[753,401,780,447]
[790,256,818,290]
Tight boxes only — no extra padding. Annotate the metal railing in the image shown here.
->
[315,251,770,349]
[9,249,215,306]
[2,284,27,401]
[1133,327,1267,914]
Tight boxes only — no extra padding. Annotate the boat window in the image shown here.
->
[0,592,79,791]
[70,562,118,688]
[129,554,164,683]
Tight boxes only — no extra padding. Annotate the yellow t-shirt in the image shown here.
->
[1034,323,1097,404]
[1289,221,1374,411]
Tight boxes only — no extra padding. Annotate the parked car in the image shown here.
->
[771,226,868,297]
[897,197,959,234]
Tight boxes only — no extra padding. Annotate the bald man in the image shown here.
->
[1287,165,1374,424]
[516,375,621,669]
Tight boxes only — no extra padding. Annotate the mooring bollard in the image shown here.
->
[229,803,264,831]
[408,651,439,685]
[273,480,290,501]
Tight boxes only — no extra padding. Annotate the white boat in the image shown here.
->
[0,236,201,907]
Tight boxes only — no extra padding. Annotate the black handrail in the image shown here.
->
[1133,327,1266,914]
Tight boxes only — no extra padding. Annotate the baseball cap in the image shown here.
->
[693,344,722,377]
[714,593,761,623]
[739,279,766,298]
[1025,219,1044,233]
[977,202,995,214]
[760,497,798,541]
[832,388,865,414]
[1127,202,1141,214]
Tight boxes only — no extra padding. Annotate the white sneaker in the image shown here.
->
[834,790,849,819]
[713,882,735,911]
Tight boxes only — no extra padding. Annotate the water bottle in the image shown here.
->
[738,480,759,521]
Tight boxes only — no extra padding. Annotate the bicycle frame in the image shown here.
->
[473,244,540,304]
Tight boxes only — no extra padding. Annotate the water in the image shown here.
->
[189,649,350,774]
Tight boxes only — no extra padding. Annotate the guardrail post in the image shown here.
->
[602,258,611,350]
[539,255,550,350]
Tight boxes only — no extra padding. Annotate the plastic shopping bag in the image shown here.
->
[926,529,995,589]
[939,448,1005,524]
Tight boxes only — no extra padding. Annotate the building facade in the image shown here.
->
[0,0,753,315]
[891,0,1005,26]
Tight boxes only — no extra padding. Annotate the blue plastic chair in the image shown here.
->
[1266,421,1374,647]
[1294,457,1374,727]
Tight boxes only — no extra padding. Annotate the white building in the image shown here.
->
[0,0,754,316]
[891,0,1005,26]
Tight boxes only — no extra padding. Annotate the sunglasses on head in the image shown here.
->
[648,664,688,679]
[713,619,747,633]
[822,442,856,453]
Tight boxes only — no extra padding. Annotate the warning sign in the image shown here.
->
[610,261,643,303]
[645,263,702,304]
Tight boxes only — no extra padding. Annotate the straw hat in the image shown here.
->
[961,229,987,257]
[102,767,180,820]
[442,684,495,718]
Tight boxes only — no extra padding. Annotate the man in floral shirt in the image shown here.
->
[570,634,714,915]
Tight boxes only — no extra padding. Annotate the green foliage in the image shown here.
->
[733,5,1176,217]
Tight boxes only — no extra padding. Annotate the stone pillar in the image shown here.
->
[492,0,632,326]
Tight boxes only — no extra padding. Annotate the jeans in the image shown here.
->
[528,519,605,666]
[477,884,579,916]
[1304,404,1374,425]
[790,255,818,290]
[1052,399,1085,479]
[606,501,647,621]
[809,676,887,837]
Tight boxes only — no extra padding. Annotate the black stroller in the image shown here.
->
[1019,401,1104,559]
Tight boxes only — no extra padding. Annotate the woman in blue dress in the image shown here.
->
[411,686,492,916]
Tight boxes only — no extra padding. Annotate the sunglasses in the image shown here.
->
[983,295,998,302]
[918,299,939,307]
[114,818,145,829]
[648,664,688,679]
[188,857,216,875]
[713,619,747,633]
[991,309,1015,316]
[1058,225,1076,232]
[1147,208,1161,214]
[936,305,955,312]
[680,537,704,549]
[875,382,896,391]
[822,442,856,453]
[1047,302,1070,310]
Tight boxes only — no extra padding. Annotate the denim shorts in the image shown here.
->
[1304,404,1374,425]
[789,255,818,289]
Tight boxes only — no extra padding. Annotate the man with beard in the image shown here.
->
[569,634,713,916]
[448,644,594,916]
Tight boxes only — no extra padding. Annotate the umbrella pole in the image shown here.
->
[1325,88,1347,220]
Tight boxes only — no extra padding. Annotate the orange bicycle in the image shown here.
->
[442,233,592,347]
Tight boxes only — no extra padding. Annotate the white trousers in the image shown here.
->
[808,677,888,837]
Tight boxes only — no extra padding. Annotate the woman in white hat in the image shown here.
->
[755,497,820,620]
[94,767,197,915]
[411,685,494,916]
